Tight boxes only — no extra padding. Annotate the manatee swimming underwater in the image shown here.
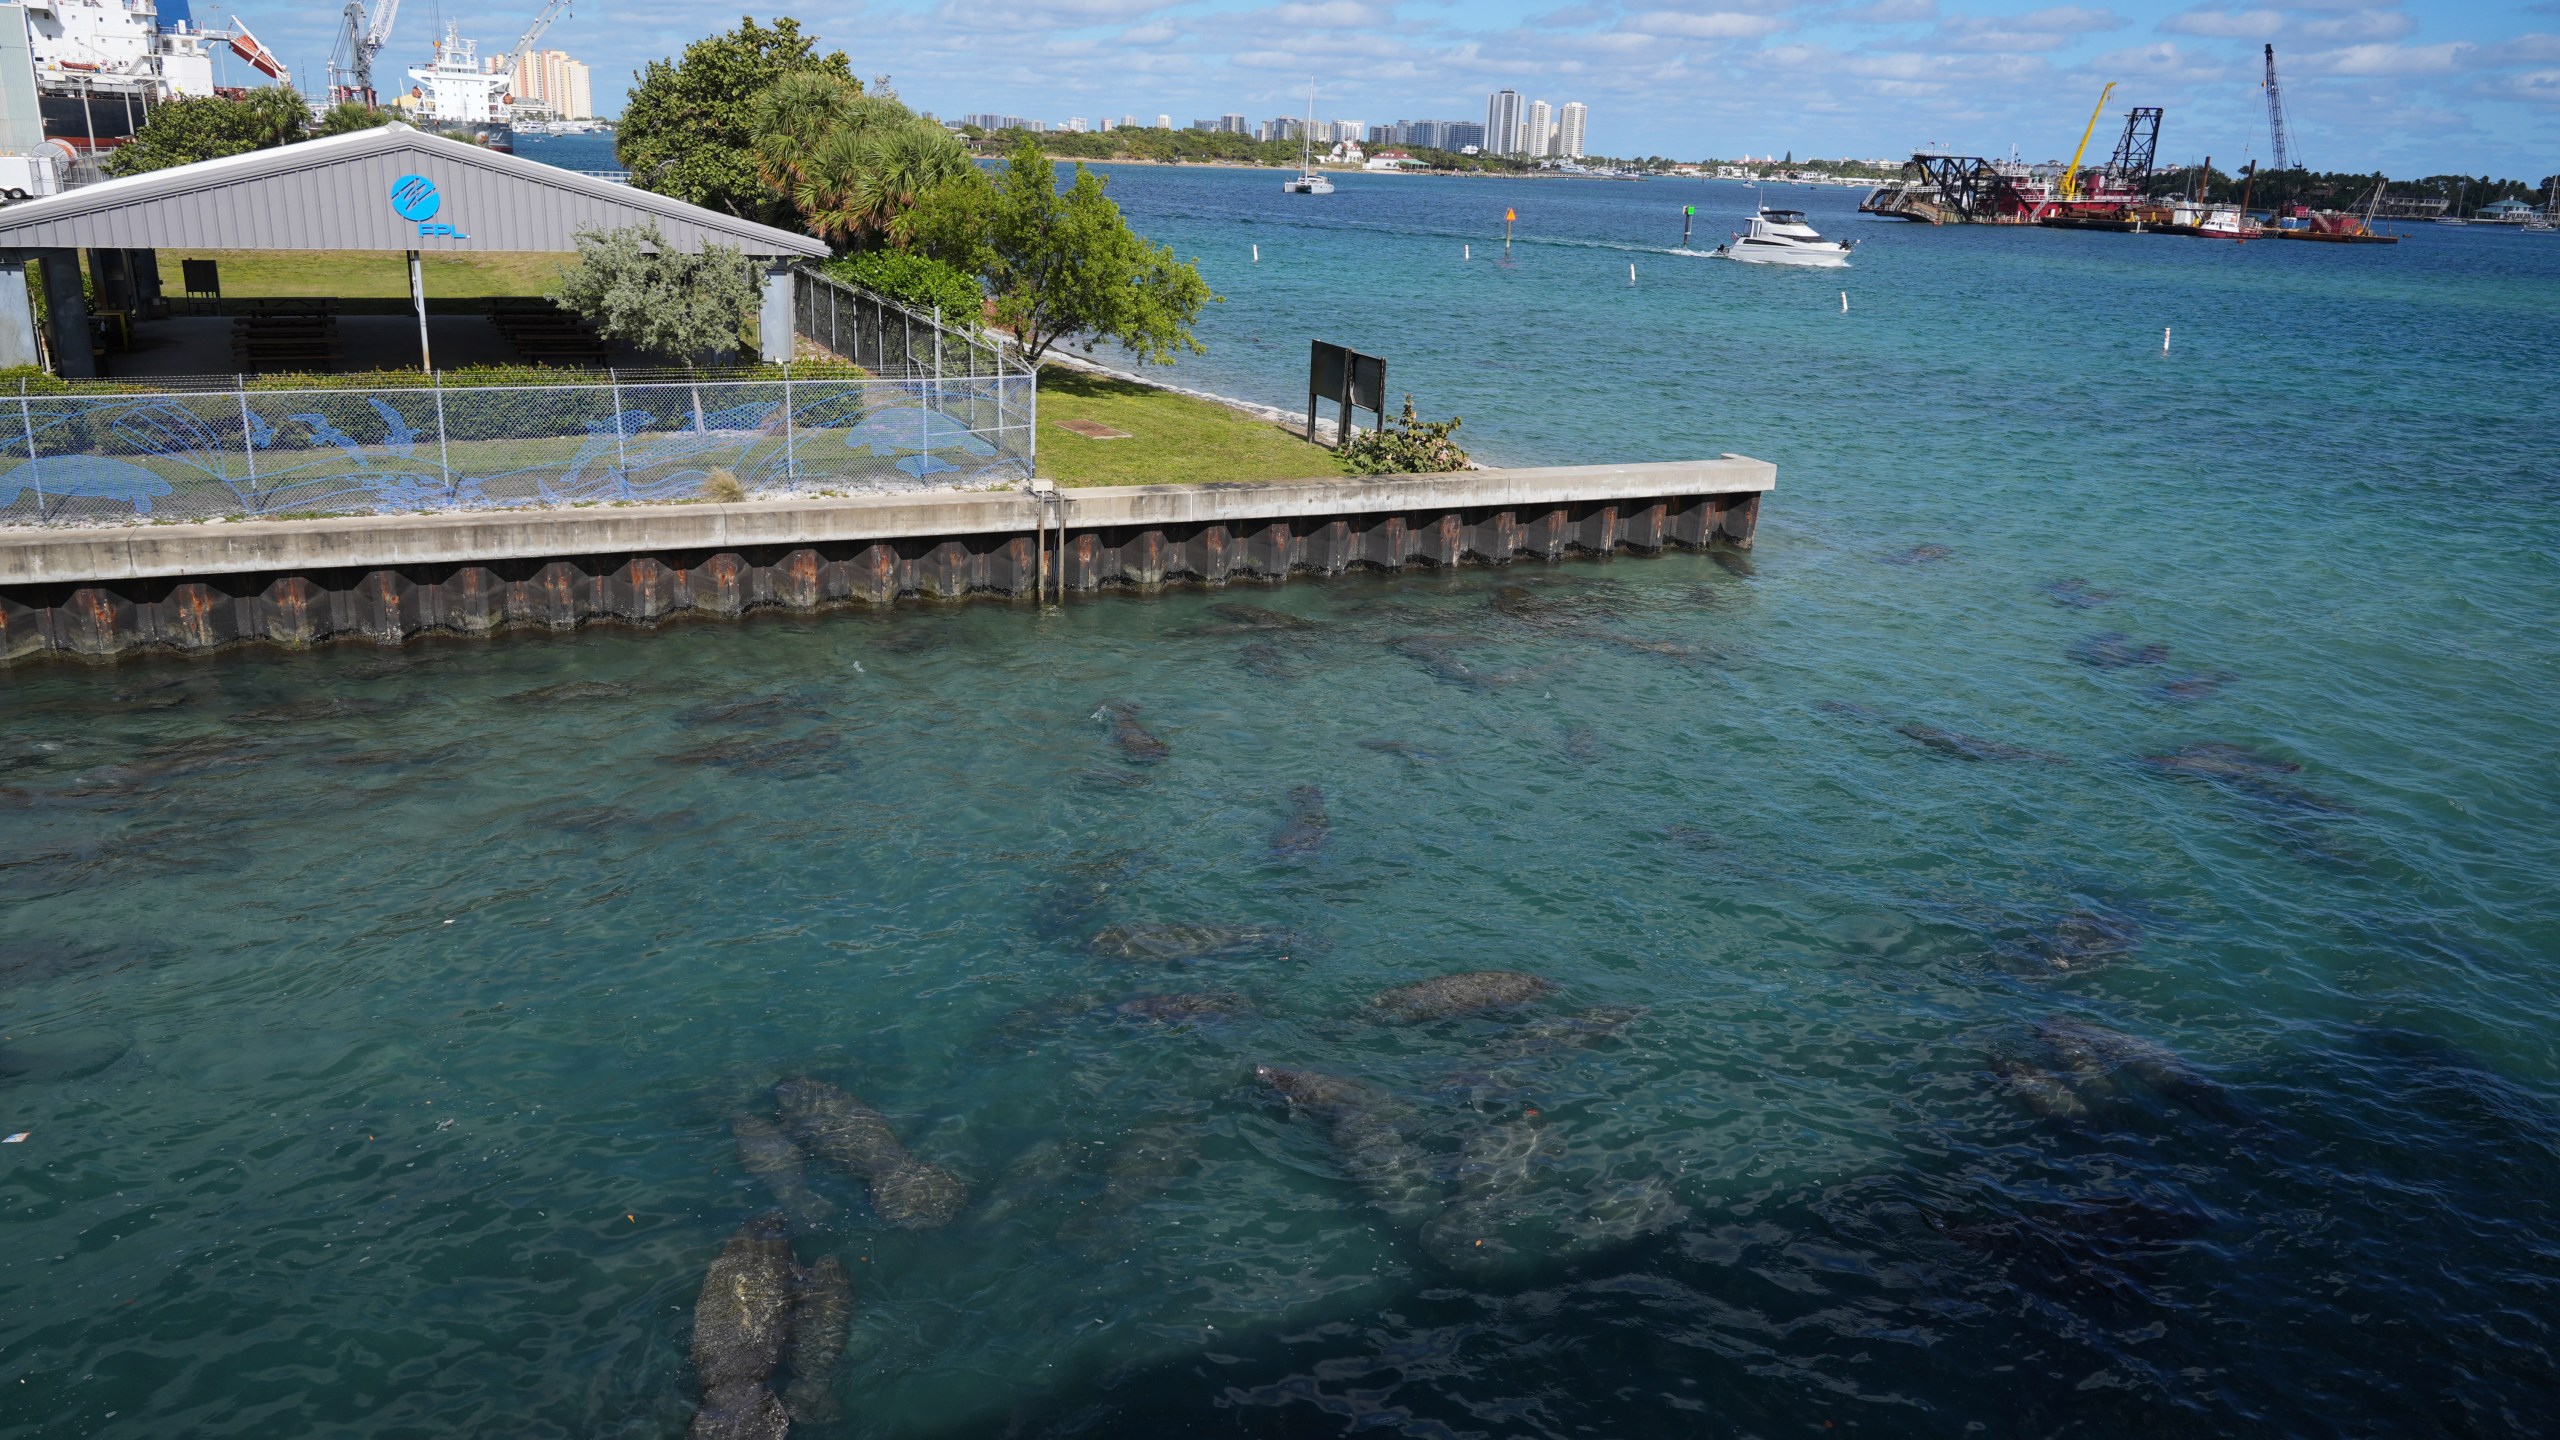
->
[1088,922,1299,963]
[1884,543,1955,565]
[1271,785,1328,857]
[1114,990,1248,1025]
[1256,1065,1439,1226]
[688,1211,794,1438]
[1484,1004,1644,1060]
[2037,1018,2238,1121]
[775,1076,969,1228]
[1421,1111,1557,1273]
[1094,702,1170,764]
[1895,722,2066,764]
[781,1254,853,1424]
[1062,1112,1207,1256]
[1372,970,1554,1022]
[2068,631,2171,669]
[734,1114,835,1228]
[1207,603,1317,632]
[2039,577,2119,609]
[1988,1053,2090,1119]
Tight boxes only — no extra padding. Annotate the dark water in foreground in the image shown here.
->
[5,169,2560,1438]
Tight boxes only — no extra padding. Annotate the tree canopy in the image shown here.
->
[619,16,854,222]
[107,86,310,176]
[906,141,1212,366]
[748,73,971,249]
[552,223,762,367]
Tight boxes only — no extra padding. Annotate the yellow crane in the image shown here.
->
[2061,82,2117,202]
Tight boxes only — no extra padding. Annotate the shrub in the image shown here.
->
[1339,395,1470,476]
[821,251,983,325]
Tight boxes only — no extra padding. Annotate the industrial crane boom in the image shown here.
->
[365,0,401,50]
[2061,81,2116,202]
[2262,43,2294,172]
[499,0,574,74]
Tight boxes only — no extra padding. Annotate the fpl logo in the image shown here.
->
[390,174,469,240]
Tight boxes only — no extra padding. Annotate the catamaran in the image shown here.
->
[1281,81,1334,195]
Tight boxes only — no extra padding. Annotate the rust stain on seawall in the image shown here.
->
[0,459,1773,663]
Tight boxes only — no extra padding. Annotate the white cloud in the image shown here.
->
[1630,10,1791,38]
[1937,7,2124,53]
[1838,0,1938,21]
[2160,7,2283,40]
[2302,42,2472,76]
[1267,1,1393,26]
[2292,9,2415,42]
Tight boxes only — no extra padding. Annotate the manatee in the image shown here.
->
[1255,1066,1438,1226]
[503,680,633,705]
[1559,725,1603,762]
[1989,1054,2089,1118]
[1077,766,1154,790]
[1357,737,1446,765]
[1421,1112,1555,1272]
[2138,741,2300,781]
[1372,970,1554,1022]
[0,455,175,514]
[1238,641,1293,680]
[1088,922,1298,963]
[678,691,827,727]
[1595,631,1711,663]
[1208,603,1316,632]
[2015,908,2143,973]
[1883,543,1955,565]
[1560,1171,1689,1250]
[1385,634,1493,690]
[2147,671,2235,704]
[2037,1018,2237,1121]
[1660,824,1720,850]
[775,1075,969,1228]
[1094,702,1170,764]
[2068,631,2171,669]
[1115,990,1248,1024]
[734,1114,835,1227]
[689,1381,789,1440]
[1486,1004,1643,1059]
[690,1211,794,1396]
[1895,723,2066,764]
[781,1254,853,1423]
[659,733,844,775]
[1271,785,1328,857]
[2039,577,2119,609]
[1709,548,1754,578]
[1063,1113,1205,1255]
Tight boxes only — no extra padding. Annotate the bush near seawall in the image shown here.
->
[819,253,984,325]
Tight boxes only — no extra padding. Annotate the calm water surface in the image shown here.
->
[4,166,2559,1438]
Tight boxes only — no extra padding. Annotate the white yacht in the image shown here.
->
[1281,80,1334,195]
[1712,208,1855,267]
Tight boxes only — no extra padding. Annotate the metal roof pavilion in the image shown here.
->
[0,123,826,257]
[0,124,826,375]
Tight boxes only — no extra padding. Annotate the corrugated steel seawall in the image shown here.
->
[0,460,1772,663]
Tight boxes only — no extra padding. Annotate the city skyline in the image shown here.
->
[227,2,2558,176]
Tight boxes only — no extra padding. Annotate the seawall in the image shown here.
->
[0,458,1773,662]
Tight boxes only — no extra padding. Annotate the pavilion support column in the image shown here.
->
[408,249,431,372]
[758,261,794,365]
[34,249,93,378]
[127,250,165,317]
[0,259,39,370]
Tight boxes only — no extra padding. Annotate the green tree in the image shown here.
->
[619,16,853,222]
[749,75,968,248]
[107,86,309,176]
[315,102,396,136]
[551,222,762,368]
[964,141,1215,366]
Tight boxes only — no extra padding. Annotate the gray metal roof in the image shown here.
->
[0,123,828,258]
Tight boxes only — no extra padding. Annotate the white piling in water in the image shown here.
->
[1464,244,1471,261]
[1253,244,1260,263]
[1629,263,1637,284]
[2162,326,2172,354]
[1840,291,1849,314]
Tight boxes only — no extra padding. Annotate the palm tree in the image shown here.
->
[786,111,970,250]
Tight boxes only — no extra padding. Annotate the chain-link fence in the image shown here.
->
[793,268,1018,379]
[0,369,1037,528]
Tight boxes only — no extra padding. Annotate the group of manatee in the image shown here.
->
[687,1076,966,1439]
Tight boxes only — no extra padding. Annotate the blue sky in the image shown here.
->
[260,1,2560,177]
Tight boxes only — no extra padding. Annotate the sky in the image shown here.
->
[258,1,2560,178]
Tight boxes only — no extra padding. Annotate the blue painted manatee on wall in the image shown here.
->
[0,456,178,515]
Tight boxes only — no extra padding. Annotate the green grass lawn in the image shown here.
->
[149,250,570,301]
[1034,368,1353,488]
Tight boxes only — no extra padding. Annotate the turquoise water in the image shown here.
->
[6,168,2560,1437]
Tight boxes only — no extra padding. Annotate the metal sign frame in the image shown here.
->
[1307,340,1384,448]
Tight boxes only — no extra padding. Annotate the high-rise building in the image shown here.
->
[1218,113,1249,135]
[1526,99,1553,158]
[1157,113,1172,129]
[1558,101,1587,160]
[1444,121,1484,151]
[1483,89,1522,157]
[505,49,593,119]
